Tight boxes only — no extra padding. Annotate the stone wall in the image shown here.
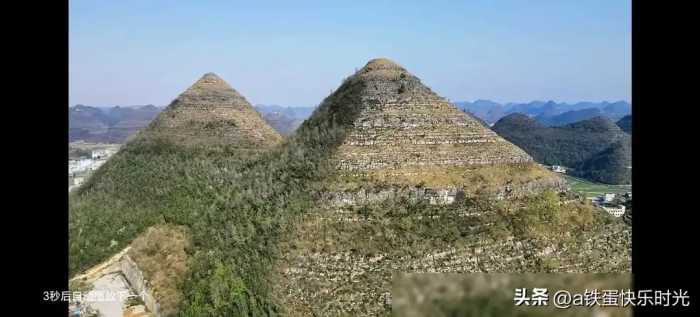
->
[321,174,567,208]
[321,187,462,207]
[120,255,161,317]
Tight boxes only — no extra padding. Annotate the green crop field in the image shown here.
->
[563,174,631,198]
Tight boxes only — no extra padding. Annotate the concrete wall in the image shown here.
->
[120,255,161,316]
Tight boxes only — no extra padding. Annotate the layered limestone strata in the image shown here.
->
[273,207,631,316]
[330,58,533,172]
[141,73,282,148]
[322,173,567,206]
[299,58,559,201]
[271,59,620,316]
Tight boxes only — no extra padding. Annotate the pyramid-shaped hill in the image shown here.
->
[70,73,284,278]
[137,73,283,149]
[298,58,562,197]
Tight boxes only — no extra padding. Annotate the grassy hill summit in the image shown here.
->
[297,58,562,197]
[139,72,282,148]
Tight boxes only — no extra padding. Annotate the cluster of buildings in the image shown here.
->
[69,146,118,192]
[591,192,631,217]
[541,163,630,218]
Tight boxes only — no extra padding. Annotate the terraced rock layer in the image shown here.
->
[140,73,282,148]
[273,201,631,316]
[298,58,561,196]
[326,58,533,173]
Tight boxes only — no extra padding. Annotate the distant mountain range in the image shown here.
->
[69,102,630,143]
[69,104,317,142]
[69,105,162,143]
[455,99,631,126]
[253,105,315,136]
[493,114,631,184]
[253,104,315,119]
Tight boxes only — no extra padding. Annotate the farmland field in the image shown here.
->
[563,174,631,198]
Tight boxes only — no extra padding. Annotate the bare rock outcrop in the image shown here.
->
[297,58,562,202]
[327,58,534,172]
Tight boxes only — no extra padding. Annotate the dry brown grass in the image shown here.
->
[128,224,191,317]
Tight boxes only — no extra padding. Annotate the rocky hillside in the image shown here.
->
[271,59,630,316]
[70,73,291,315]
[70,62,630,317]
[273,191,630,316]
[297,58,559,197]
[493,114,631,184]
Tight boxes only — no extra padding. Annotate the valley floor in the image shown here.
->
[563,175,631,198]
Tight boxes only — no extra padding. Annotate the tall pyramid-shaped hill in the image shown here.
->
[299,58,560,194]
[139,73,283,148]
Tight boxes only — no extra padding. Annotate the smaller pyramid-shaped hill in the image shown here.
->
[575,139,631,185]
[138,73,282,149]
[491,113,544,131]
[298,58,559,195]
[493,115,630,184]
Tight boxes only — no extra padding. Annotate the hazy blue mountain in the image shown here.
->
[253,105,316,135]
[454,99,505,124]
[254,104,316,120]
[69,104,317,142]
[455,99,631,124]
[616,115,632,134]
[69,104,163,143]
[536,108,603,126]
[260,112,305,136]
[600,101,632,119]
[505,100,554,116]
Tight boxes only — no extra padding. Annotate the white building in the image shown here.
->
[551,165,566,173]
[92,150,107,160]
[602,205,626,217]
[92,149,114,160]
[603,193,616,202]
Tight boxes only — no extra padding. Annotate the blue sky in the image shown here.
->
[69,0,630,107]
